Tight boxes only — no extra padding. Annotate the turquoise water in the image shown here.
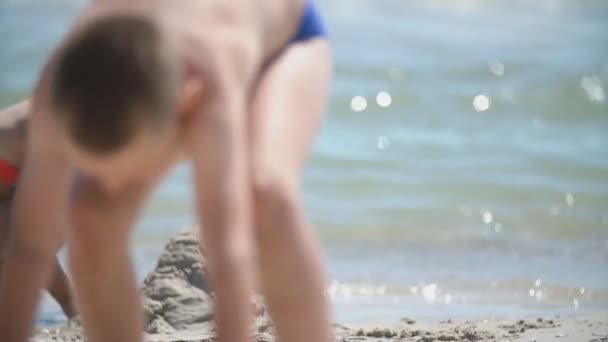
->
[1,0,607,325]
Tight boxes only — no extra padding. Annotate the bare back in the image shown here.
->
[88,0,306,61]
[23,0,312,189]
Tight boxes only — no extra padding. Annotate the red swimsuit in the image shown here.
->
[0,158,19,186]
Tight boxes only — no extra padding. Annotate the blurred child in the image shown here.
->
[0,1,332,341]
[0,101,75,320]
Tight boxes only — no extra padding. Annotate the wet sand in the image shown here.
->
[31,229,608,342]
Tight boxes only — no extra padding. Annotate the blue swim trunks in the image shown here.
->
[290,0,327,43]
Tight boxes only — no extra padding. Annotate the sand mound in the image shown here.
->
[140,229,270,340]
[141,230,215,334]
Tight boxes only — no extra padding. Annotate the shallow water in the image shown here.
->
[1,0,607,325]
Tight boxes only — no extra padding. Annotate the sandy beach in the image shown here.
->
[32,315,608,342]
[31,229,608,342]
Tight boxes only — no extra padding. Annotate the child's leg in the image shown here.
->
[249,38,333,342]
[68,177,150,342]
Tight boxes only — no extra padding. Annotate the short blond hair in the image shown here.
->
[51,15,180,154]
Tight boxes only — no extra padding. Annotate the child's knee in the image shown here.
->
[251,164,300,234]
[252,164,296,208]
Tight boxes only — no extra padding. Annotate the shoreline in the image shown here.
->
[32,229,608,341]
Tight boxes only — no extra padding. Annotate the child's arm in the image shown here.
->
[0,101,75,320]
[0,98,71,342]
[188,46,257,341]
[190,96,253,342]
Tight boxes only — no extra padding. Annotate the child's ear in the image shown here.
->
[177,76,204,117]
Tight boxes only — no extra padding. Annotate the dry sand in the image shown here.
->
[31,229,608,342]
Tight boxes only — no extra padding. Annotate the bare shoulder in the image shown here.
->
[176,27,261,113]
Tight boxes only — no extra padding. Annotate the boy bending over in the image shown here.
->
[0,0,332,341]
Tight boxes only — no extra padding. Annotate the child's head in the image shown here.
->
[52,14,181,153]
[50,14,183,189]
